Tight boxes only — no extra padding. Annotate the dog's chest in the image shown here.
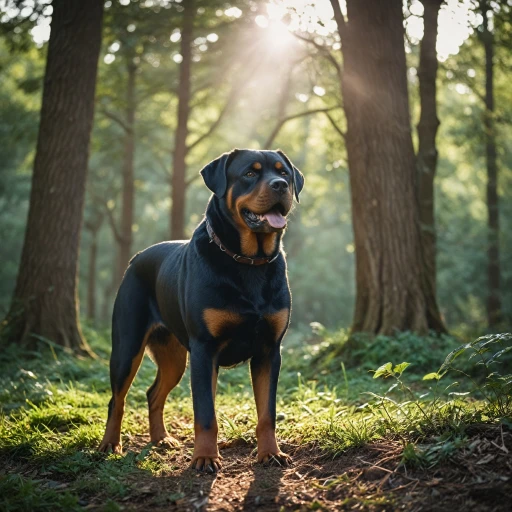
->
[214,308,288,367]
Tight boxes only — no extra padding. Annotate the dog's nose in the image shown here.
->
[269,178,288,194]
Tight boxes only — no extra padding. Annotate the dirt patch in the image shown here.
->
[5,424,512,511]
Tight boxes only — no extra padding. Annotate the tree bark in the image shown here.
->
[101,253,117,327]
[333,0,446,334]
[87,231,99,323]
[116,60,136,287]
[417,0,443,296]
[85,215,103,323]
[170,0,194,240]
[1,0,103,354]
[480,0,502,327]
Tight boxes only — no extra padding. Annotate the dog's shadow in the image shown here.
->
[242,463,287,510]
[154,440,289,510]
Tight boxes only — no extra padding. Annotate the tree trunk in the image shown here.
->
[85,214,103,324]
[1,0,103,354]
[333,0,445,334]
[417,0,443,296]
[116,60,136,287]
[170,0,194,240]
[87,231,99,323]
[480,0,502,327]
[101,252,117,327]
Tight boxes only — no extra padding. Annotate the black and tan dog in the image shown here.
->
[98,149,304,472]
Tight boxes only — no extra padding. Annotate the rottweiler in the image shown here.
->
[98,148,304,473]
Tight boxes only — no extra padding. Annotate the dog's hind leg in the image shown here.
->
[98,272,152,454]
[146,330,187,447]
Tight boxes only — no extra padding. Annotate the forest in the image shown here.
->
[0,0,511,510]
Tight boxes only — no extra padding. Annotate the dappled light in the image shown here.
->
[0,0,511,510]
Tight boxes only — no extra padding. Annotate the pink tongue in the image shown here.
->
[263,210,286,229]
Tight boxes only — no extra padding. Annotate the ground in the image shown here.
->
[1,329,511,511]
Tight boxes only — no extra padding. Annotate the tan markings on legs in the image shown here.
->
[251,362,290,465]
[191,420,221,472]
[265,308,290,341]
[203,308,243,338]
[191,365,221,472]
[212,365,218,398]
[261,233,278,256]
[146,334,187,446]
[99,328,151,453]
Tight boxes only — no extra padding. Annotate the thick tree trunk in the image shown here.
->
[116,61,136,287]
[170,0,194,240]
[417,0,442,296]
[480,1,502,327]
[1,0,103,354]
[335,0,445,334]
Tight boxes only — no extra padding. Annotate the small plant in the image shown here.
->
[370,360,437,431]
[437,333,512,417]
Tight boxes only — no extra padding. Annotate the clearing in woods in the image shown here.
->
[1,330,511,511]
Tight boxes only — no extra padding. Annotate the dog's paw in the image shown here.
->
[190,455,222,473]
[153,435,181,449]
[98,440,122,454]
[257,450,291,466]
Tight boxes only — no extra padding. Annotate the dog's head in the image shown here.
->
[200,149,304,233]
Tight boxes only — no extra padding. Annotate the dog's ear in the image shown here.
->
[276,150,305,203]
[200,149,240,197]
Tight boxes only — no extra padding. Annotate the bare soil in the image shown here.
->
[6,423,512,511]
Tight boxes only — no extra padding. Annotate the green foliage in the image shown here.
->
[438,333,512,417]
[310,328,461,376]
[1,1,510,331]
[0,474,81,512]
[0,329,510,507]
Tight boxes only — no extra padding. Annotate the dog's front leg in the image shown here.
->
[250,346,291,465]
[189,341,221,473]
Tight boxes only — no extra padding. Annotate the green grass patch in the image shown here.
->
[0,327,511,509]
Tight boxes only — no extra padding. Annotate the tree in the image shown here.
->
[479,0,502,327]
[101,56,137,288]
[84,211,103,323]
[1,0,104,354]
[417,0,443,295]
[97,0,179,285]
[170,0,194,241]
[168,0,263,240]
[330,0,446,334]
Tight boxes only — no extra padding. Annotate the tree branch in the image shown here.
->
[185,173,202,189]
[293,33,342,78]
[149,148,172,182]
[99,108,131,133]
[329,0,347,47]
[324,111,346,140]
[186,85,240,154]
[84,213,104,234]
[264,107,342,148]
[104,204,124,244]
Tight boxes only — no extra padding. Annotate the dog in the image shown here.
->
[98,149,304,473]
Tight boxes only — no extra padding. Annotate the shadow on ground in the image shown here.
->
[98,424,512,511]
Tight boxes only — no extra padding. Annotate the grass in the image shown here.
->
[1,326,511,510]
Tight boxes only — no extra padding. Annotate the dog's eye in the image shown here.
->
[280,170,288,176]
[246,171,256,178]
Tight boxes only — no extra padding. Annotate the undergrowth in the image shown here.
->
[0,326,511,510]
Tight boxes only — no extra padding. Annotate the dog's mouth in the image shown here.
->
[241,204,288,230]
